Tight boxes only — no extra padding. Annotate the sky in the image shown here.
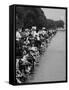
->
[42,8,66,23]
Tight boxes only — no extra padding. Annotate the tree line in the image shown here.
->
[16,7,64,30]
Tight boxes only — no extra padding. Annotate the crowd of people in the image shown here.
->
[16,26,57,83]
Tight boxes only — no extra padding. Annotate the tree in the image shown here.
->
[46,19,56,30]
[46,19,64,30]
[55,20,64,28]
[16,7,47,30]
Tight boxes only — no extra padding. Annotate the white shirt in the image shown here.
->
[30,46,37,51]
[16,31,22,41]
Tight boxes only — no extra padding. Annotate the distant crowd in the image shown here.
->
[16,26,57,83]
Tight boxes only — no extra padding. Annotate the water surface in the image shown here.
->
[28,31,66,82]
